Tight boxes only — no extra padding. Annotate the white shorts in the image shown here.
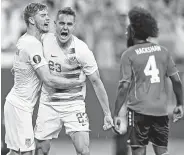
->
[4,101,35,151]
[34,103,90,140]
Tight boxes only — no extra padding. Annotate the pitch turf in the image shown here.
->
[49,138,184,155]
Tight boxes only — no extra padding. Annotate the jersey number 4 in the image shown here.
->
[144,55,160,83]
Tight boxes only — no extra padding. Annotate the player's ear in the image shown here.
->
[28,17,35,25]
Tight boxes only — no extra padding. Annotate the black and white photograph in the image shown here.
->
[1,0,184,155]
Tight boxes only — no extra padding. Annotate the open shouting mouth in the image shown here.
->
[60,31,69,39]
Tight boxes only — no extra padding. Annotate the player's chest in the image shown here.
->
[44,45,80,73]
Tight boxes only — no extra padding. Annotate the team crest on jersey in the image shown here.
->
[66,48,78,65]
[68,48,75,54]
[33,55,41,64]
[67,54,77,65]
[25,138,31,147]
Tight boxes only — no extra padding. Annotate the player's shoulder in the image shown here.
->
[121,46,135,59]
[158,44,168,53]
[73,35,89,50]
[17,33,41,49]
[148,42,168,52]
[150,43,169,57]
[73,35,94,62]
[18,33,40,44]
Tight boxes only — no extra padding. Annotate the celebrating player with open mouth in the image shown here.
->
[34,7,114,155]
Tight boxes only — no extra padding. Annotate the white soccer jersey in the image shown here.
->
[40,33,98,108]
[6,33,48,112]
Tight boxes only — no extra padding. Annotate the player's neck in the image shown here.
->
[134,38,148,45]
[56,36,73,50]
[26,27,43,41]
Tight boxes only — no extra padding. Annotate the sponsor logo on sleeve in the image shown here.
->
[33,55,41,64]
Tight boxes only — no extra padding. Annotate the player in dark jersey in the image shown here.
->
[113,7,184,155]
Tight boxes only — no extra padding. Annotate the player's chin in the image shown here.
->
[41,25,49,33]
[59,35,70,43]
[42,28,49,33]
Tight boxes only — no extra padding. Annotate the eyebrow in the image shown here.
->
[39,12,47,15]
[38,10,48,15]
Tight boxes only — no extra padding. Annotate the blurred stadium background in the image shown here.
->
[1,0,184,154]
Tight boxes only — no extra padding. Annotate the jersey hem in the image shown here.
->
[127,107,168,116]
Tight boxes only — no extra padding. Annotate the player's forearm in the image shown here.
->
[172,80,183,106]
[92,80,111,116]
[36,65,83,89]
[114,82,130,116]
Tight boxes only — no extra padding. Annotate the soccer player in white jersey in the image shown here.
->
[4,3,85,155]
[34,7,114,155]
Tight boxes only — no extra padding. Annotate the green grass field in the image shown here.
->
[49,138,184,155]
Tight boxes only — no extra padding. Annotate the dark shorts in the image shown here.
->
[127,108,169,147]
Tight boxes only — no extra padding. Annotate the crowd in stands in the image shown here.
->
[1,0,184,68]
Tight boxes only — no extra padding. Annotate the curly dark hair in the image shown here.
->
[128,7,159,40]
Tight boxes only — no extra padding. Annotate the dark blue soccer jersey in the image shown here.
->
[120,42,178,116]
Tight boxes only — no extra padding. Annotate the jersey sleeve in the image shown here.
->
[27,40,48,70]
[76,42,98,75]
[119,51,132,83]
[166,53,178,77]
